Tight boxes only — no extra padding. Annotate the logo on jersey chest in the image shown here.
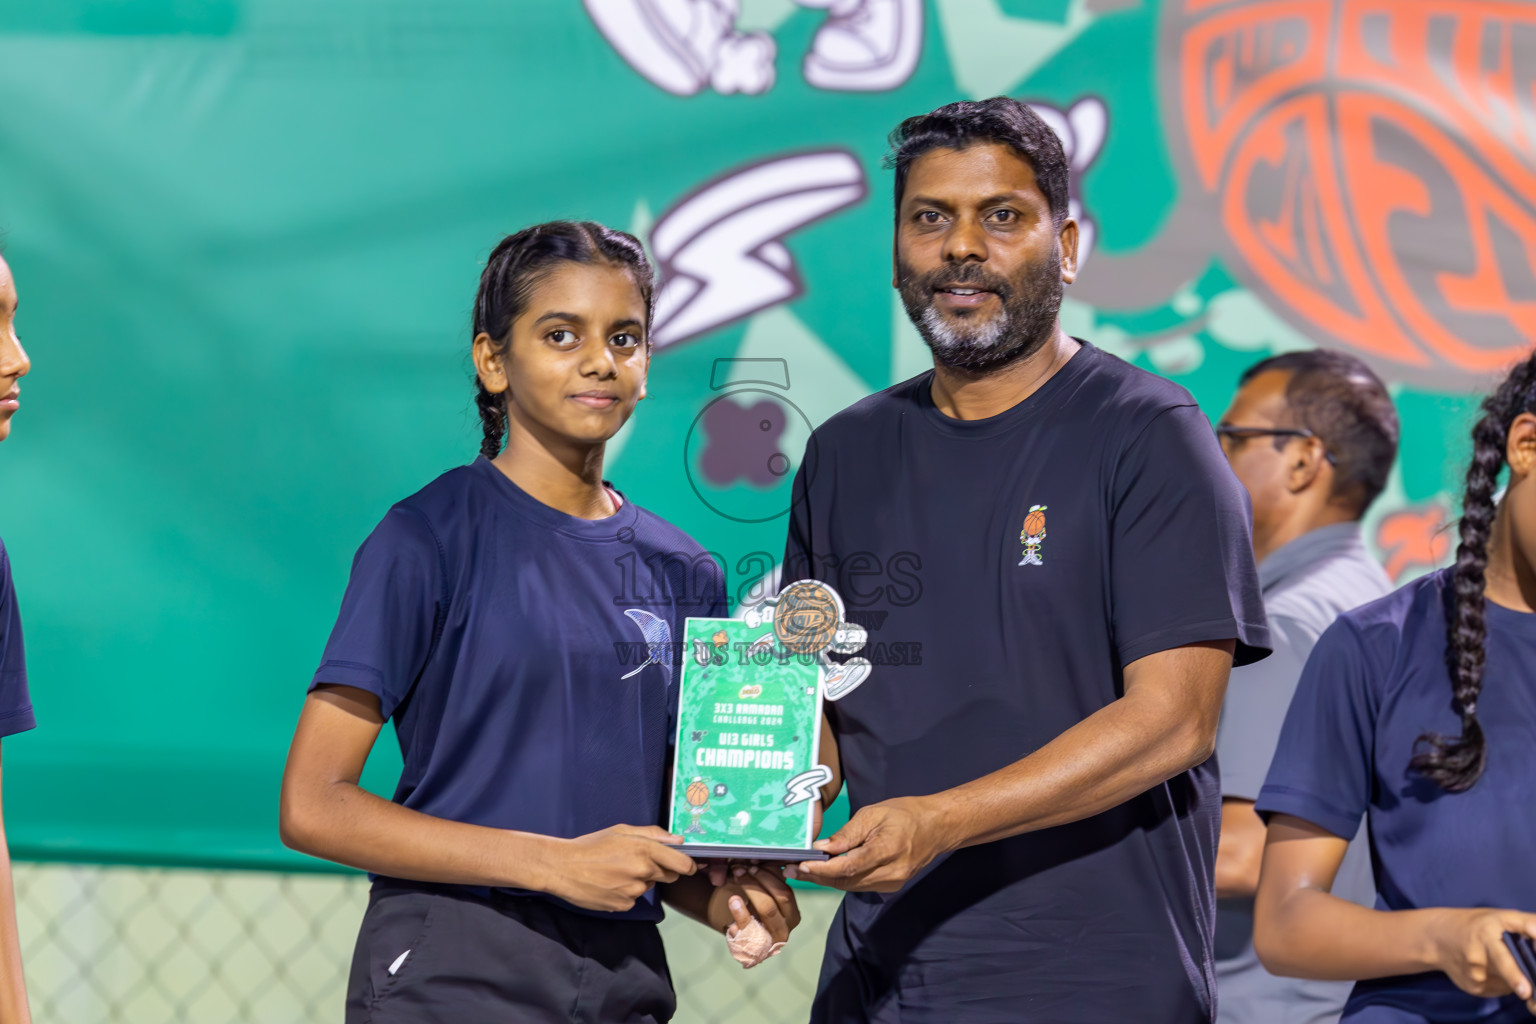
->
[619,608,673,682]
[1017,505,1047,567]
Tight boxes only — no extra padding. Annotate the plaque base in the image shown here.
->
[680,844,831,862]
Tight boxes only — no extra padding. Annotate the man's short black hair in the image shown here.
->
[1240,349,1400,517]
[886,97,1071,225]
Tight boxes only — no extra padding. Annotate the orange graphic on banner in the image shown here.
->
[1376,504,1452,581]
[1168,0,1536,385]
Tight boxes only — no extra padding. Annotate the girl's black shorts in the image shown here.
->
[346,881,675,1023]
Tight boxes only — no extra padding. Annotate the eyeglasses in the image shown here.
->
[1215,425,1337,465]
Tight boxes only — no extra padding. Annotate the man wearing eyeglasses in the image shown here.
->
[1212,350,1399,1024]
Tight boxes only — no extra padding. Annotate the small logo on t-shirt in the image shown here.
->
[620,609,673,681]
[1018,505,1047,567]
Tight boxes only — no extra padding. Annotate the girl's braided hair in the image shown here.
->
[1410,349,1536,792]
[471,221,654,459]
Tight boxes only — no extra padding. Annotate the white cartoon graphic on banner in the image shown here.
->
[797,0,924,91]
[583,0,923,94]
[1030,96,1107,265]
[581,0,776,95]
[650,150,867,350]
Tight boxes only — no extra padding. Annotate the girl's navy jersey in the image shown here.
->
[1258,568,1536,1023]
[311,458,725,921]
[0,538,37,739]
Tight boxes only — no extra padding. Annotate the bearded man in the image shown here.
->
[784,98,1272,1023]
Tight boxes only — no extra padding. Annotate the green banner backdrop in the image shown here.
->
[1,0,1522,868]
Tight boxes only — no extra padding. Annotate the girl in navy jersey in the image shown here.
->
[1253,348,1536,1023]
[0,254,38,1022]
[280,222,797,1023]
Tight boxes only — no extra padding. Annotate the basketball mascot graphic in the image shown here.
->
[1019,505,1048,567]
[684,776,711,834]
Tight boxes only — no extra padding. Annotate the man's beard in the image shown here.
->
[898,244,1064,374]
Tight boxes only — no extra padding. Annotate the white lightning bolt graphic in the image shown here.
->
[783,764,835,807]
[650,150,867,350]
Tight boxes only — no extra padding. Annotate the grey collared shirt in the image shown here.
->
[1214,523,1393,1024]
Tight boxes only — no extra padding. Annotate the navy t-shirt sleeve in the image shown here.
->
[1108,403,1270,668]
[310,506,444,719]
[1254,618,1376,839]
[0,543,37,739]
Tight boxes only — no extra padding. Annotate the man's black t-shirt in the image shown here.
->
[785,342,1269,1023]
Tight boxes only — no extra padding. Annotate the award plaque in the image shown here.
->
[668,579,872,861]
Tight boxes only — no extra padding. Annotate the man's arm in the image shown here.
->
[795,639,1234,891]
[1215,799,1266,898]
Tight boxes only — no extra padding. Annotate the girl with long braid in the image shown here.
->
[280,222,798,1022]
[1252,349,1536,1022]
[0,255,38,1022]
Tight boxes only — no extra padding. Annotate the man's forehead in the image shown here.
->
[1228,369,1293,420]
[903,142,1041,201]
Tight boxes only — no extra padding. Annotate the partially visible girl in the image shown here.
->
[1253,348,1536,1023]
[280,222,797,1023]
[0,254,38,1023]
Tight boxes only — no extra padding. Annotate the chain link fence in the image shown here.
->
[13,861,837,1023]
